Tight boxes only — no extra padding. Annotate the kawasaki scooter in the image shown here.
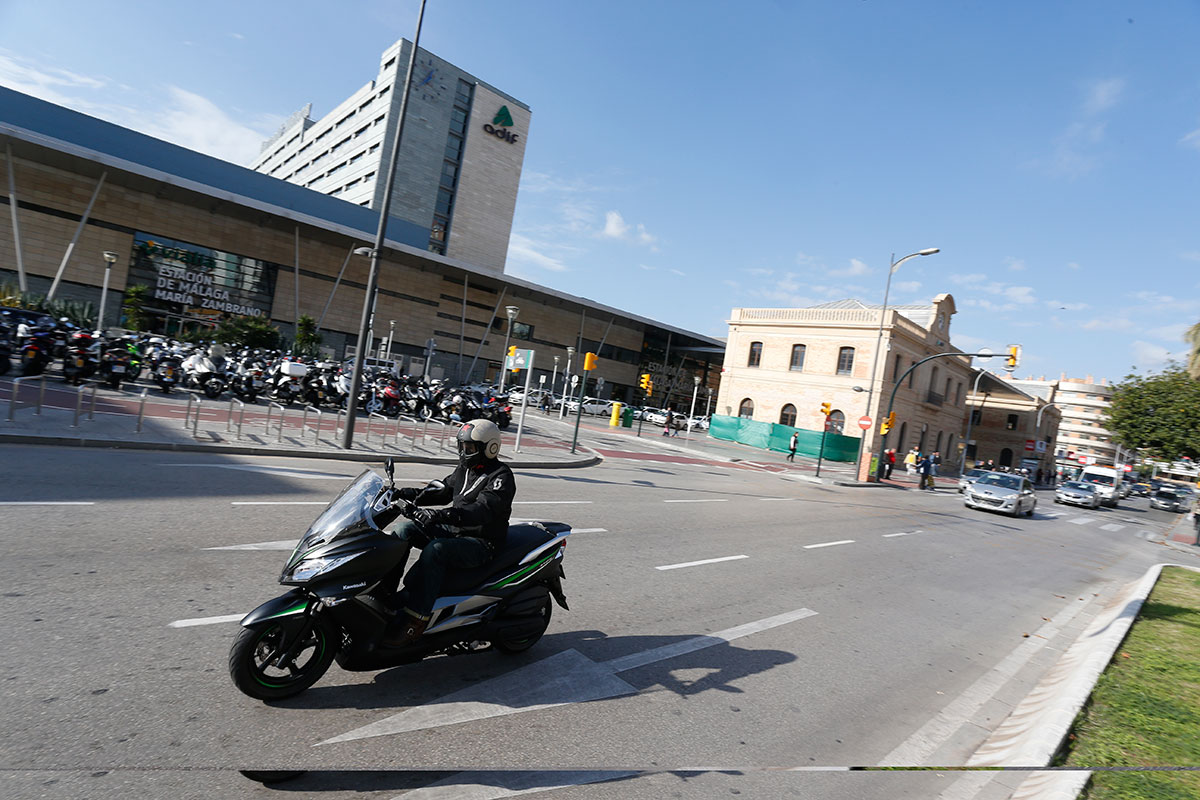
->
[228,459,571,701]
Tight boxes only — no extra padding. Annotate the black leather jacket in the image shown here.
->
[416,458,515,547]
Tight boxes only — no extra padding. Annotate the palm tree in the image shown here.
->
[1188,321,1200,380]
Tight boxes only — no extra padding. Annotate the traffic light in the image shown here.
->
[1006,344,1021,370]
[820,402,832,417]
[639,373,652,392]
[507,345,519,372]
[880,411,896,435]
[583,352,598,371]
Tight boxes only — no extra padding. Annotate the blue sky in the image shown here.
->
[2,0,1199,382]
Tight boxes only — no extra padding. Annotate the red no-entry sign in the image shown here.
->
[858,416,872,430]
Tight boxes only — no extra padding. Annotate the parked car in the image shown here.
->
[963,472,1037,517]
[1129,482,1152,497]
[563,396,609,415]
[958,468,990,494]
[1150,488,1188,513]
[1054,480,1100,509]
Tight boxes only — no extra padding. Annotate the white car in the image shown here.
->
[564,396,610,415]
[1054,480,1100,509]
[964,473,1037,517]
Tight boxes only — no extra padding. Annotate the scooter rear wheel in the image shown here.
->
[229,617,337,700]
[494,595,552,654]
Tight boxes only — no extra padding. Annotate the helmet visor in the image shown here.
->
[458,440,481,457]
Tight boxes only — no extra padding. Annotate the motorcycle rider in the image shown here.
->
[383,418,515,647]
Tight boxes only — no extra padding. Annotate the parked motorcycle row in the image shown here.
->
[0,315,515,428]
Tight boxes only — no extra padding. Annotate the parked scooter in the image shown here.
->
[61,330,99,385]
[98,338,133,390]
[228,460,571,701]
[19,330,55,376]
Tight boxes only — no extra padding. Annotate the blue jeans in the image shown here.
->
[397,521,493,617]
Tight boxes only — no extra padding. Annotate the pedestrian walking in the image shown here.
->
[931,451,941,477]
[917,453,934,490]
[885,449,896,479]
[787,431,798,462]
[662,410,672,437]
[904,448,918,476]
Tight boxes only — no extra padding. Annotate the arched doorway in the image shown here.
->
[1000,448,1013,468]
[828,410,845,434]
[738,398,755,419]
[896,422,908,453]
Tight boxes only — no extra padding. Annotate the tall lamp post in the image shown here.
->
[550,355,560,408]
[97,251,117,331]
[341,0,427,450]
[497,305,519,394]
[858,247,940,481]
[559,346,575,419]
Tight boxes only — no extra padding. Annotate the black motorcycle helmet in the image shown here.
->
[456,419,502,469]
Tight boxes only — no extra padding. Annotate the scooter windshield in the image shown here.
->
[299,470,385,547]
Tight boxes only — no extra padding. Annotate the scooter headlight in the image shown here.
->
[285,552,360,583]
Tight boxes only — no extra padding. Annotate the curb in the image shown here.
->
[968,562,1199,769]
[0,432,603,470]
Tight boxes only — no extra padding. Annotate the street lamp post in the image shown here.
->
[97,251,118,331]
[857,248,940,481]
[497,305,519,395]
[550,355,560,408]
[704,387,713,418]
[341,0,427,451]
[385,320,395,362]
[559,346,574,419]
[686,375,701,439]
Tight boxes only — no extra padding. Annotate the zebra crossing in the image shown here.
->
[1040,508,1163,542]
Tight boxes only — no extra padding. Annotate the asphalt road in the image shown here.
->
[0,443,1193,800]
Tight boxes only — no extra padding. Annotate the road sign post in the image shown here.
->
[816,418,830,477]
[513,351,535,453]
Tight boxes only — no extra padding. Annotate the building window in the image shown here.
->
[970,409,983,425]
[828,410,845,434]
[836,347,855,376]
[1000,448,1014,468]
[747,342,763,368]
[955,382,963,404]
[739,399,755,418]
[947,434,956,456]
[908,361,917,388]
[892,354,903,382]
[1006,414,1019,431]
[779,404,797,427]
[790,344,806,371]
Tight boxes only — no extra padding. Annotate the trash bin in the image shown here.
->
[621,406,634,427]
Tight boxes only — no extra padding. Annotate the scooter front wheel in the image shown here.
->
[229,616,337,701]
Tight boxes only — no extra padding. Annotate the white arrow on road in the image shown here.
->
[319,606,818,746]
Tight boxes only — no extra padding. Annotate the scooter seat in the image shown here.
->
[441,522,570,594]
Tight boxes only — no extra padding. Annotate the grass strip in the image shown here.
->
[1058,567,1200,798]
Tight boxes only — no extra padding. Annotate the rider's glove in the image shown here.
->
[411,507,439,528]
[396,487,419,503]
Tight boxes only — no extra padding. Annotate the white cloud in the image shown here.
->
[1143,323,1190,342]
[1180,251,1200,262]
[669,268,686,277]
[1182,128,1200,152]
[601,211,629,239]
[1084,78,1125,115]
[1007,257,1027,271]
[1131,340,1176,371]
[230,33,246,40]
[639,264,655,271]
[1134,290,1175,304]
[744,268,775,276]
[894,280,922,293]
[950,273,987,285]
[1066,262,1081,270]
[635,223,656,247]
[842,258,870,276]
[137,86,275,164]
[506,233,569,272]
[1002,286,1037,304]
[1045,300,1088,311]
[1081,317,1134,330]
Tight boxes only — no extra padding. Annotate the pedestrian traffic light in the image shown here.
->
[507,345,517,359]
[820,402,831,417]
[639,373,651,392]
[1006,344,1021,370]
[583,352,598,371]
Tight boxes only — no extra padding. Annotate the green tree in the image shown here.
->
[121,284,151,331]
[292,314,322,357]
[213,316,282,350]
[1105,365,1200,461]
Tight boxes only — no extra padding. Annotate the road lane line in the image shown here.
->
[883,530,923,538]
[1100,523,1124,531]
[231,501,328,505]
[169,614,244,628]
[803,540,855,549]
[570,528,607,534]
[1068,517,1095,525]
[663,498,728,503]
[656,554,748,571]
[512,501,593,505]
[206,540,296,550]
[0,501,95,505]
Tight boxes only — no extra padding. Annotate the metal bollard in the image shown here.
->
[368,412,388,444]
[36,377,46,415]
[277,406,286,442]
[184,394,198,428]
[301,406,322,443]
[266,402,284,438]
[72,385,84,428]
[438,419,450,451]
[192,398,202,439]
[87,382,97,420]
[7,376,45,422]
[136,389,148,434]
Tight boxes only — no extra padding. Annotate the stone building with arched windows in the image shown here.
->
[716,294,975,479]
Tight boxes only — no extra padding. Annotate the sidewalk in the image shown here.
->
[0,377,599,469]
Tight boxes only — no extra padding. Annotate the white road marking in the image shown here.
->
[320,607,818,745]
[1100,523,1125,531]
[0,501,95,505]
[231,501,328,506]
[158,464,355,479]
[663,498,728,503]
[512,500,592,505]
[803,540,855,549]
[570,528,607,534]
[169,613,244,628]
[1068,517,1095,525]
[880,593,1095,766]
[883,530,923,538]
[206,540,296,550]
[655,555,748,571]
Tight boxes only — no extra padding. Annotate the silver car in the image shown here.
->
[964,473,1037,517]
[958,468,990,493]
[1054,480,1100,509]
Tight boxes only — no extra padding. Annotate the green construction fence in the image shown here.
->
[708,415,861,462]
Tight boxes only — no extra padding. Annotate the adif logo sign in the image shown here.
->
[482,105,519,144]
